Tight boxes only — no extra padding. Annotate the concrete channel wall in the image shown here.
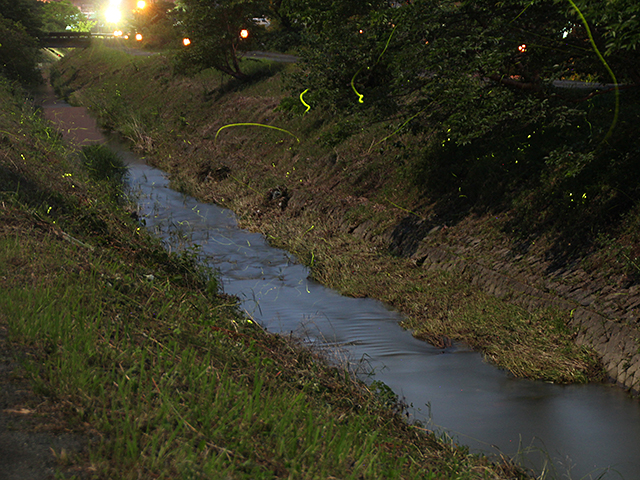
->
[339,211,640,396]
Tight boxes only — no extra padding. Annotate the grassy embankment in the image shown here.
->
[0,68,528,477]
[49,43,606,385]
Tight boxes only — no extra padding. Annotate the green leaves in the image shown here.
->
[174,0,268,79]
[0,0,44,84]
[40,0,89,32]
[0,15,41,84]
[282,0,640,247]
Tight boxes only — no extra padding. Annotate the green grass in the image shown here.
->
[0,60,528,478]
[240,212,603,385]
[42,43,610,386]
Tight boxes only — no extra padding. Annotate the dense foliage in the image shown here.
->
[275,0,640,252]
[40,0,94,32]
[0,0,43,83]
[173,0,268,78]
[130,1,178,49]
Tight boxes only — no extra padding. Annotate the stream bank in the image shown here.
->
[33,50,640,478]
[0,58,531,480]
[49,44,640,394]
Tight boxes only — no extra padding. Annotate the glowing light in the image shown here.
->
[183,37,191,46]
[215,123,300,143]
[113,30,123,37]
[105,7,121,24]
[351,25,398,104]
[567,0,618,142]
[351,67,365,103]
[240,29,249,39]
[137,1,146,8]
[359,29,364,34]
[299,89,311,114]
[135,33,143,41]
[518,43,527,52]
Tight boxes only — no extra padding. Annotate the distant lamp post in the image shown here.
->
[183,38,191,46]
[239,29,249,39]
[136,33,143,41]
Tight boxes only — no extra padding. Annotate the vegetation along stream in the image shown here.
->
[5,0,640,477]
[32,64,640,478]
[118,139,640,480]
[44,48,640,480]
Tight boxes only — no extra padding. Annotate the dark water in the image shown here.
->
[39,87,640,479]
[119,149,640,480]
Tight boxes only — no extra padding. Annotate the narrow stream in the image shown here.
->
[39,87,640,480]
[123,151,640,480]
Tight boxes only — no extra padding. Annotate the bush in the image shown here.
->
[80,144,128,186]
[0,15,42,84]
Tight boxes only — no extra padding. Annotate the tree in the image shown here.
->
[40,0,92,32]
[0,0,43,36]
[0,0,43,84]
[285,0,640,247]
[130,1,179,49]
[566,0,640,84]
[283,0,396,112]
[173,0,268,79]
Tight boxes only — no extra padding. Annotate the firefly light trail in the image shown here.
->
[215,123,300,143]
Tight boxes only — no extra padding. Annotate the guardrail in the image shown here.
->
[40,32,92,48]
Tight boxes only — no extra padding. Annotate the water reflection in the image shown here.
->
[36,81,640,479]
[118,147,639,480]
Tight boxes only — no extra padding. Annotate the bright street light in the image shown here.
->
[105,7,121,24]
[137,1,146,9]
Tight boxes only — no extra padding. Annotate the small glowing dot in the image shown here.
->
[518,44,527,53]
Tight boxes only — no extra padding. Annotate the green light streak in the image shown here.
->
[369,109,426,152]
[299,89,311,113]
[376,24,398,65]
[215,123,300,143]
[351,66,366,104]
[567,0,619,142]
[509,1,535,24]
[351,24,398,104]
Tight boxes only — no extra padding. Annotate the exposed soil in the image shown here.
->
[238,175,640,394]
